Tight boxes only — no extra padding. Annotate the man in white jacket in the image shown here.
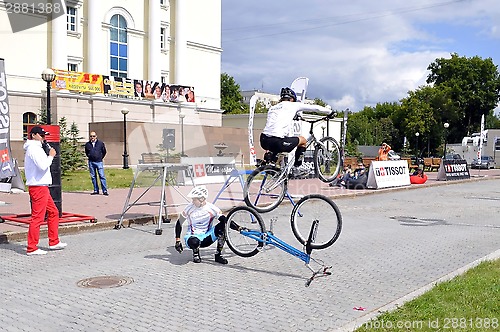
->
[23,126,67,255]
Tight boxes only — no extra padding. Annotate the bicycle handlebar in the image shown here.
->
[293,111,337,123]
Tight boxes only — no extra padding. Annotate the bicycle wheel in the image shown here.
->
[314,137,341,183]
[225,206,266,257]
[291,194,342,250]
[244,165,287,213]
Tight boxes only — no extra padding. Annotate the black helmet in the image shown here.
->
[280,87,297,102]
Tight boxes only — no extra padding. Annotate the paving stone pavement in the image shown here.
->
[0,177,499,331]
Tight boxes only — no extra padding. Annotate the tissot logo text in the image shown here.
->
[375,166,407,176]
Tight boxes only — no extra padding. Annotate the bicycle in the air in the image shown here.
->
[244,113,342,213]
[226,194,342,287]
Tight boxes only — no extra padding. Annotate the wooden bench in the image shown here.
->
[431,158,441,171]
[362,157,377,167]
[139,153,164,164]
[343,156,358,169]
[423,158,433,172]
[402,158,419,172]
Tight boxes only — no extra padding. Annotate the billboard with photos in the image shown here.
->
[51,69,195,102]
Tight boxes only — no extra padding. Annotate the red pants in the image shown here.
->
[27,186,60,252]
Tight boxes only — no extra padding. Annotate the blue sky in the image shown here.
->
[221,0,500,114]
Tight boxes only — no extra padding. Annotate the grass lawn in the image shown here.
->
[61,168,134,192]
[19,168,135,192]
[355,259,500,331]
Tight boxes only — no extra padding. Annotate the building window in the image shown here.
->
[160,27,165,49]
[160,0,165,4]
[110,14,128,78]
[67,6,77,31]
[23,112,37,140]
[68,63,78,72]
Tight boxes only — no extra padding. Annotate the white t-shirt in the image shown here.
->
[182,201,222,235]
[262,101,332,138]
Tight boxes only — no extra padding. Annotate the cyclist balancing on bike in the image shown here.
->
[174,185,242,264]
[260,87,336,178]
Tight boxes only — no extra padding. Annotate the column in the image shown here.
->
[148,0,161,81]
[51,0,67,70]
[87,0,103,73]
[174,0,187,84]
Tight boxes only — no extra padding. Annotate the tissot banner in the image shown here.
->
[0,59,16,179]
[367,160,411,189]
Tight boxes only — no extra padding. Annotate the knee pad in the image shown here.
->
[187,236,200,250]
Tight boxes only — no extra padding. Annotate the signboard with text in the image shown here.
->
[367,160,411,189]
[437,159,470,181]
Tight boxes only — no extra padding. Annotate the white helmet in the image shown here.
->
[187,185,208,199]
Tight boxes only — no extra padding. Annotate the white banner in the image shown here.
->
[290,77,309,137]
[478,114,484,162]
[247,95,258,166]
[0,58,16,179]
[367,160,411,189]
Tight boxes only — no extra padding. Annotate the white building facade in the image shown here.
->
[1,0,222,157]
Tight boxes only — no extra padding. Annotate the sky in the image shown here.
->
[221,0,500,114]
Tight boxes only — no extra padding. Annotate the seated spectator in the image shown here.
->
[353,162,366,179]
[329,164,352,187]
[410,164,428,184]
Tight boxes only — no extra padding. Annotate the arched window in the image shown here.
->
[110,14,128,78]
[23,112,37,140]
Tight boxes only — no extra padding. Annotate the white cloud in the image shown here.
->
[222,0,500,112]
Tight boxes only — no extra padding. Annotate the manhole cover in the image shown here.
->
[77,276,134,289]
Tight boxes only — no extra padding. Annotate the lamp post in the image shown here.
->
[121,107,129,169]
[415,132,420,157]
[41,68,56,124]
[179,111,187,157]
[443,122,449,159]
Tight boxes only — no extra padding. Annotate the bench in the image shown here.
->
[139,153,164,164]
[431,158,441,171]
[402,158,419,172]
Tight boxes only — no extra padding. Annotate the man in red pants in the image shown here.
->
[23,126,67,255]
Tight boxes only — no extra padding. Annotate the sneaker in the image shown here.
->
[215,253,228,264]
[49,242,67,250]
[27,249,47,256]
[192,249,201,263]
[103,192,109,196]
[90,192,99,195]
[291,166,310,178]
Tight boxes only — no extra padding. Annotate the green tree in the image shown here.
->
[427,53,500,137]
[58,117,86,174]
[221,73,247,114]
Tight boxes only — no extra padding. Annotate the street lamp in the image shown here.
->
[41,68,56,124]
[179,111,187,157]
[415,132,420,157]
[443,123,449,159]
[121,107,129,169]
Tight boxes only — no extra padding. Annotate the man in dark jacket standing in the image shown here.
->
[85,131,108,196]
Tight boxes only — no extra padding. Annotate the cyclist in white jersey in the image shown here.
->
[260,87,335,177]
[174,186,230,264]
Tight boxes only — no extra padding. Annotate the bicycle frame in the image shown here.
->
[266,115,335,187]
[239,218,332,286]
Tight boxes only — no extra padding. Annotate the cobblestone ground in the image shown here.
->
[0,179,499,332]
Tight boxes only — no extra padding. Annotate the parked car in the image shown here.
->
[470,156,496,169]
[387,150,401,160]
[445,153,462,160]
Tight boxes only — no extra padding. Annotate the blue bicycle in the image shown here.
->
[225,194,342,286]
